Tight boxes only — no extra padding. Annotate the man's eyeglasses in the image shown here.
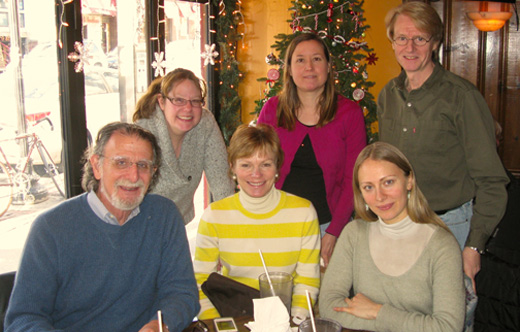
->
[101,156,156,173]
[191,320,209,332]
[164,96,205,108]
[392,35,432,46]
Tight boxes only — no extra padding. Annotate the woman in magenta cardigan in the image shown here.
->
[258,33,366,266]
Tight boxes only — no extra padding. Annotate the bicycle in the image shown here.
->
[0,130,65,217]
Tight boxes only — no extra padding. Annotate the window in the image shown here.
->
[0,0,212,274]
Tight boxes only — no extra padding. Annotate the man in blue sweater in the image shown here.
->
[5,122,200,332]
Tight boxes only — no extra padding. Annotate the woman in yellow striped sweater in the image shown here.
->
[193,123,321,320]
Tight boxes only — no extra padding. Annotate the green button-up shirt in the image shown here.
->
[377,64,508,249]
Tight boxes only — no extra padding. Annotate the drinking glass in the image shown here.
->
[258,271,293,314]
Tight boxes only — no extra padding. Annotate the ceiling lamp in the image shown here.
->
[466,0,516,31]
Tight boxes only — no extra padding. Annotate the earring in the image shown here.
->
[365,204,369,211]
[232,174,237,181]
[407,191,411,200]
[275,174,279,179]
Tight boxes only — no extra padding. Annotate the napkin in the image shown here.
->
[245,296,298,332]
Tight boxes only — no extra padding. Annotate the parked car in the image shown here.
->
[107,47,118,69]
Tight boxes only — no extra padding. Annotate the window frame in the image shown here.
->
[56,0,214,197]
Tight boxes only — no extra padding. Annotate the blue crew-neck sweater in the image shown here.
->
[5,193,199,332]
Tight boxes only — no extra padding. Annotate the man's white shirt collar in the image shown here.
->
[87,190,140,226]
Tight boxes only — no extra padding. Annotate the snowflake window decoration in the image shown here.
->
[151,51,167,77]
[201,43,219,67]
[67,41,93,73]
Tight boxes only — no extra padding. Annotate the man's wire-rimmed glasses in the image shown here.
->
[392,35,432,46]
[164,95,205,108]
[100,155,156,173]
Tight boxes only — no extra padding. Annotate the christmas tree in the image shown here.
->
[253,0,379,143]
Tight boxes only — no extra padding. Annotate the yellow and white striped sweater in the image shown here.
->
[194,190,321,319]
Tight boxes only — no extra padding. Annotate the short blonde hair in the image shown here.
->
[227,124,284,177]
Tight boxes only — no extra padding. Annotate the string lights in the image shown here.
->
[57,0,74,49]
[211,0,244,144]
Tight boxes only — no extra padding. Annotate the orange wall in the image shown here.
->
[237,0,402,124]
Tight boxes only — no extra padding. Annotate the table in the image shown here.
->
[182,316,369,332]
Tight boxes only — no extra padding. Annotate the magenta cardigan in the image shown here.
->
[257,95,366,237]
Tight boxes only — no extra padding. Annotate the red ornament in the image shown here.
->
[267,68,280,81]
[327,3,333,23]
[367,53,379,65]
[266,68,280,87]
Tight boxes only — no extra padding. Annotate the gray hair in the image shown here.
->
[81,122,162,193]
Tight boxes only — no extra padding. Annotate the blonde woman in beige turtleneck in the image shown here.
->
[320,142,465,332]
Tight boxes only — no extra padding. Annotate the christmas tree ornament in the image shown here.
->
[317,30,328,39]
[327,3,334,23]
[265,53,277,64]
[333,35,346,45]
[353,88,365,101]
[267,68,280,81]
[366,53,378,65]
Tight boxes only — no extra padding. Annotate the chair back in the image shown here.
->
[0,272,15,332]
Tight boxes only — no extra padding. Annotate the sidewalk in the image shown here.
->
[0,176,65,273]
[0,176,206,274]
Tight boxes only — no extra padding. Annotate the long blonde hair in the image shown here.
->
[277,33,337,131]
[353,142,449,231]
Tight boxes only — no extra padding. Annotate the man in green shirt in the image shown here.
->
[378,2,508,293]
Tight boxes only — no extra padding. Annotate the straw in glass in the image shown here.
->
[306,290,317,332]
[258,249,276,296]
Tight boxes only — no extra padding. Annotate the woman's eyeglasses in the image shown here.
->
[164,96,205,108]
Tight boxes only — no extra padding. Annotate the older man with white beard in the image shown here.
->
[5,122,199,332]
